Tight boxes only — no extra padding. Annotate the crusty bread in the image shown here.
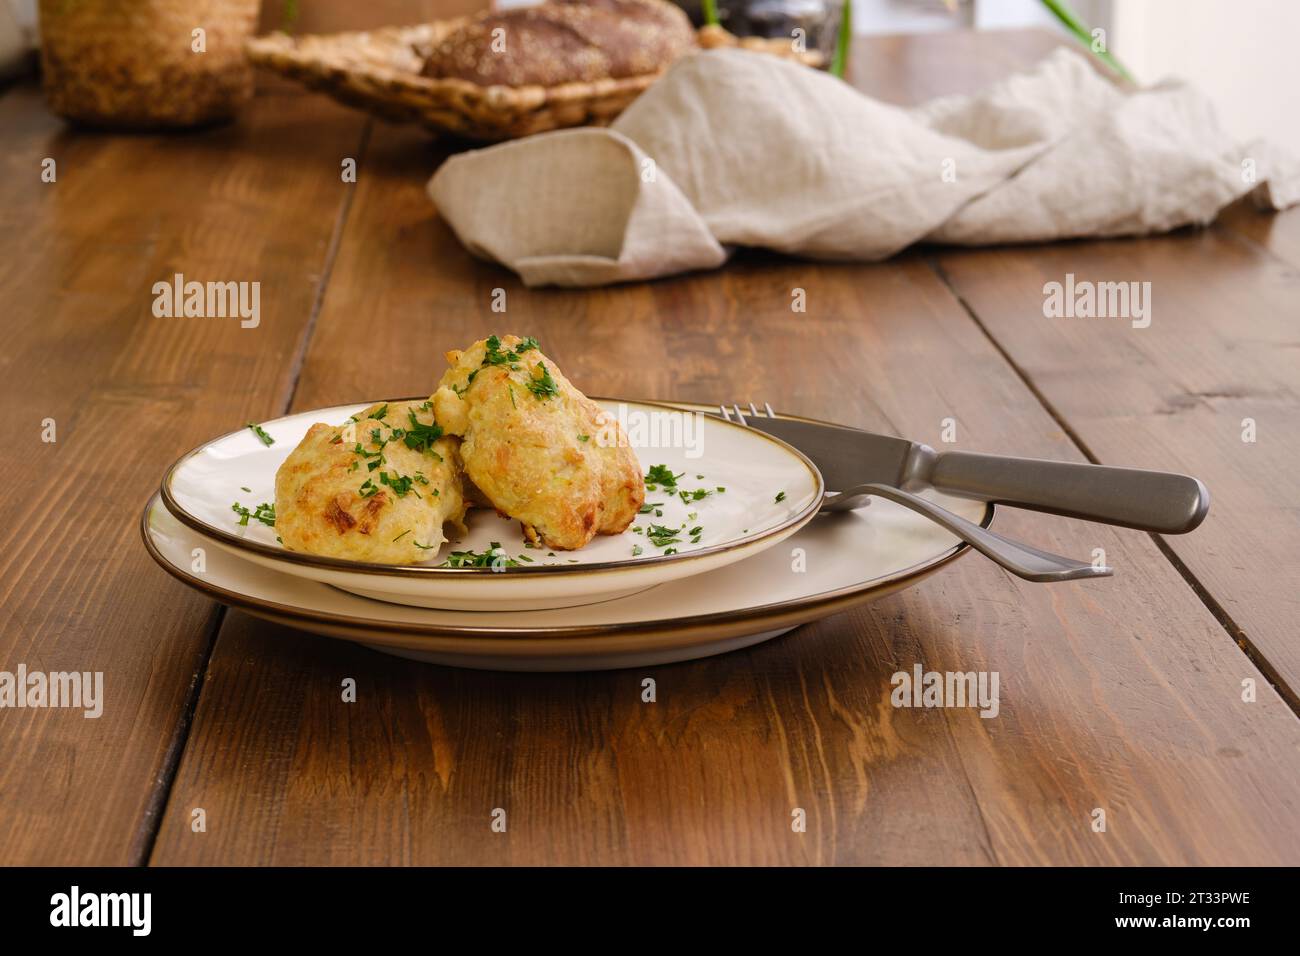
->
[421,0,697,88]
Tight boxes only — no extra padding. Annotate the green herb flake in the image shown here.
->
[441,543,521,569]
[525,362,560,400]
[379,471,416,497]
[644,464,682,491]
[402,409,445,455]
[246,422,275,446]
[231,501,276,527]
[646,524,682,548]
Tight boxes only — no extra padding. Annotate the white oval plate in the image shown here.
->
[161,399,823,611]
[142,489,991,671]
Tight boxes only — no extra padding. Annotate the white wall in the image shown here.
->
[1111,0,1300,155]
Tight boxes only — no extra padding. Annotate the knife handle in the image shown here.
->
[925,451,1210,534]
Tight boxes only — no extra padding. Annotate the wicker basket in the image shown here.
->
[245,21,824,142]
[39,0,260,129]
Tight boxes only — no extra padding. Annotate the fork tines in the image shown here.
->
[719,401,775,425]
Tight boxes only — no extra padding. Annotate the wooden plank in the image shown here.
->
[150,118,1300,864]
[1218,197,1300,271]
[932,225,1300,702]
[0,83,367,863]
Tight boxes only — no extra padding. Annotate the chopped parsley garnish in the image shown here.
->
[240,486,251,493]
[632,544,644,557]
[644,464,681,491]
[442,542,521,569]
[646,524,681,548]
[358,479,379,498]
[525,362,559,400]
[402,409,444,455]
[482,335,520,368]
[775,491,786,503]
[231,501,276,527]
[483,334,542,369]
[577,434,589,442]
[393,529,410,542]
[246,422,274,446]
[678,488,713,504]
[379,472,416,497]
[638,502,663,515]
[371,404,388,421]
[413,540,438,550]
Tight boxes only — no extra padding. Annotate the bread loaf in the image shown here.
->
[422,0,696,87]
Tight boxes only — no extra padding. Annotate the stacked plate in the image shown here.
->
[144,399,989,670]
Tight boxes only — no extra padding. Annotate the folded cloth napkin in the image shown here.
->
[428,47,1300,288]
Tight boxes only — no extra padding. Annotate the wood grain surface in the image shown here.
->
[3,25,1298,866]
[934,229,1300,705]
[0,86,366,864]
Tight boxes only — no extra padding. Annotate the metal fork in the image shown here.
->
[720,402,1110,583]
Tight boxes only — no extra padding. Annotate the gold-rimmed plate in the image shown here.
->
[142,483,990,670]
[159,399,823,611]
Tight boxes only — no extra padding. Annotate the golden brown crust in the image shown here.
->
[421,0,696,88]
[432,335,645,551]
[274,400,468,564]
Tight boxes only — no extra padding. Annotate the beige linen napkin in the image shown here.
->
[428,47,1300,288]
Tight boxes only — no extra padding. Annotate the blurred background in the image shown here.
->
[2,0,1295,152]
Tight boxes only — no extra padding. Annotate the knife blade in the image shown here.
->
[721,415,930,494]
[721,409,1209,535]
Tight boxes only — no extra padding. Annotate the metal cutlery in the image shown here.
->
[718,402,1210,583]
[720,403,1209,533]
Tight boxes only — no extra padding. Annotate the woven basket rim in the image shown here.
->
[246,23,674,107]
[244,20,822,139]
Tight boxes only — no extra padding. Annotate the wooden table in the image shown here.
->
[3,28,1298,866]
